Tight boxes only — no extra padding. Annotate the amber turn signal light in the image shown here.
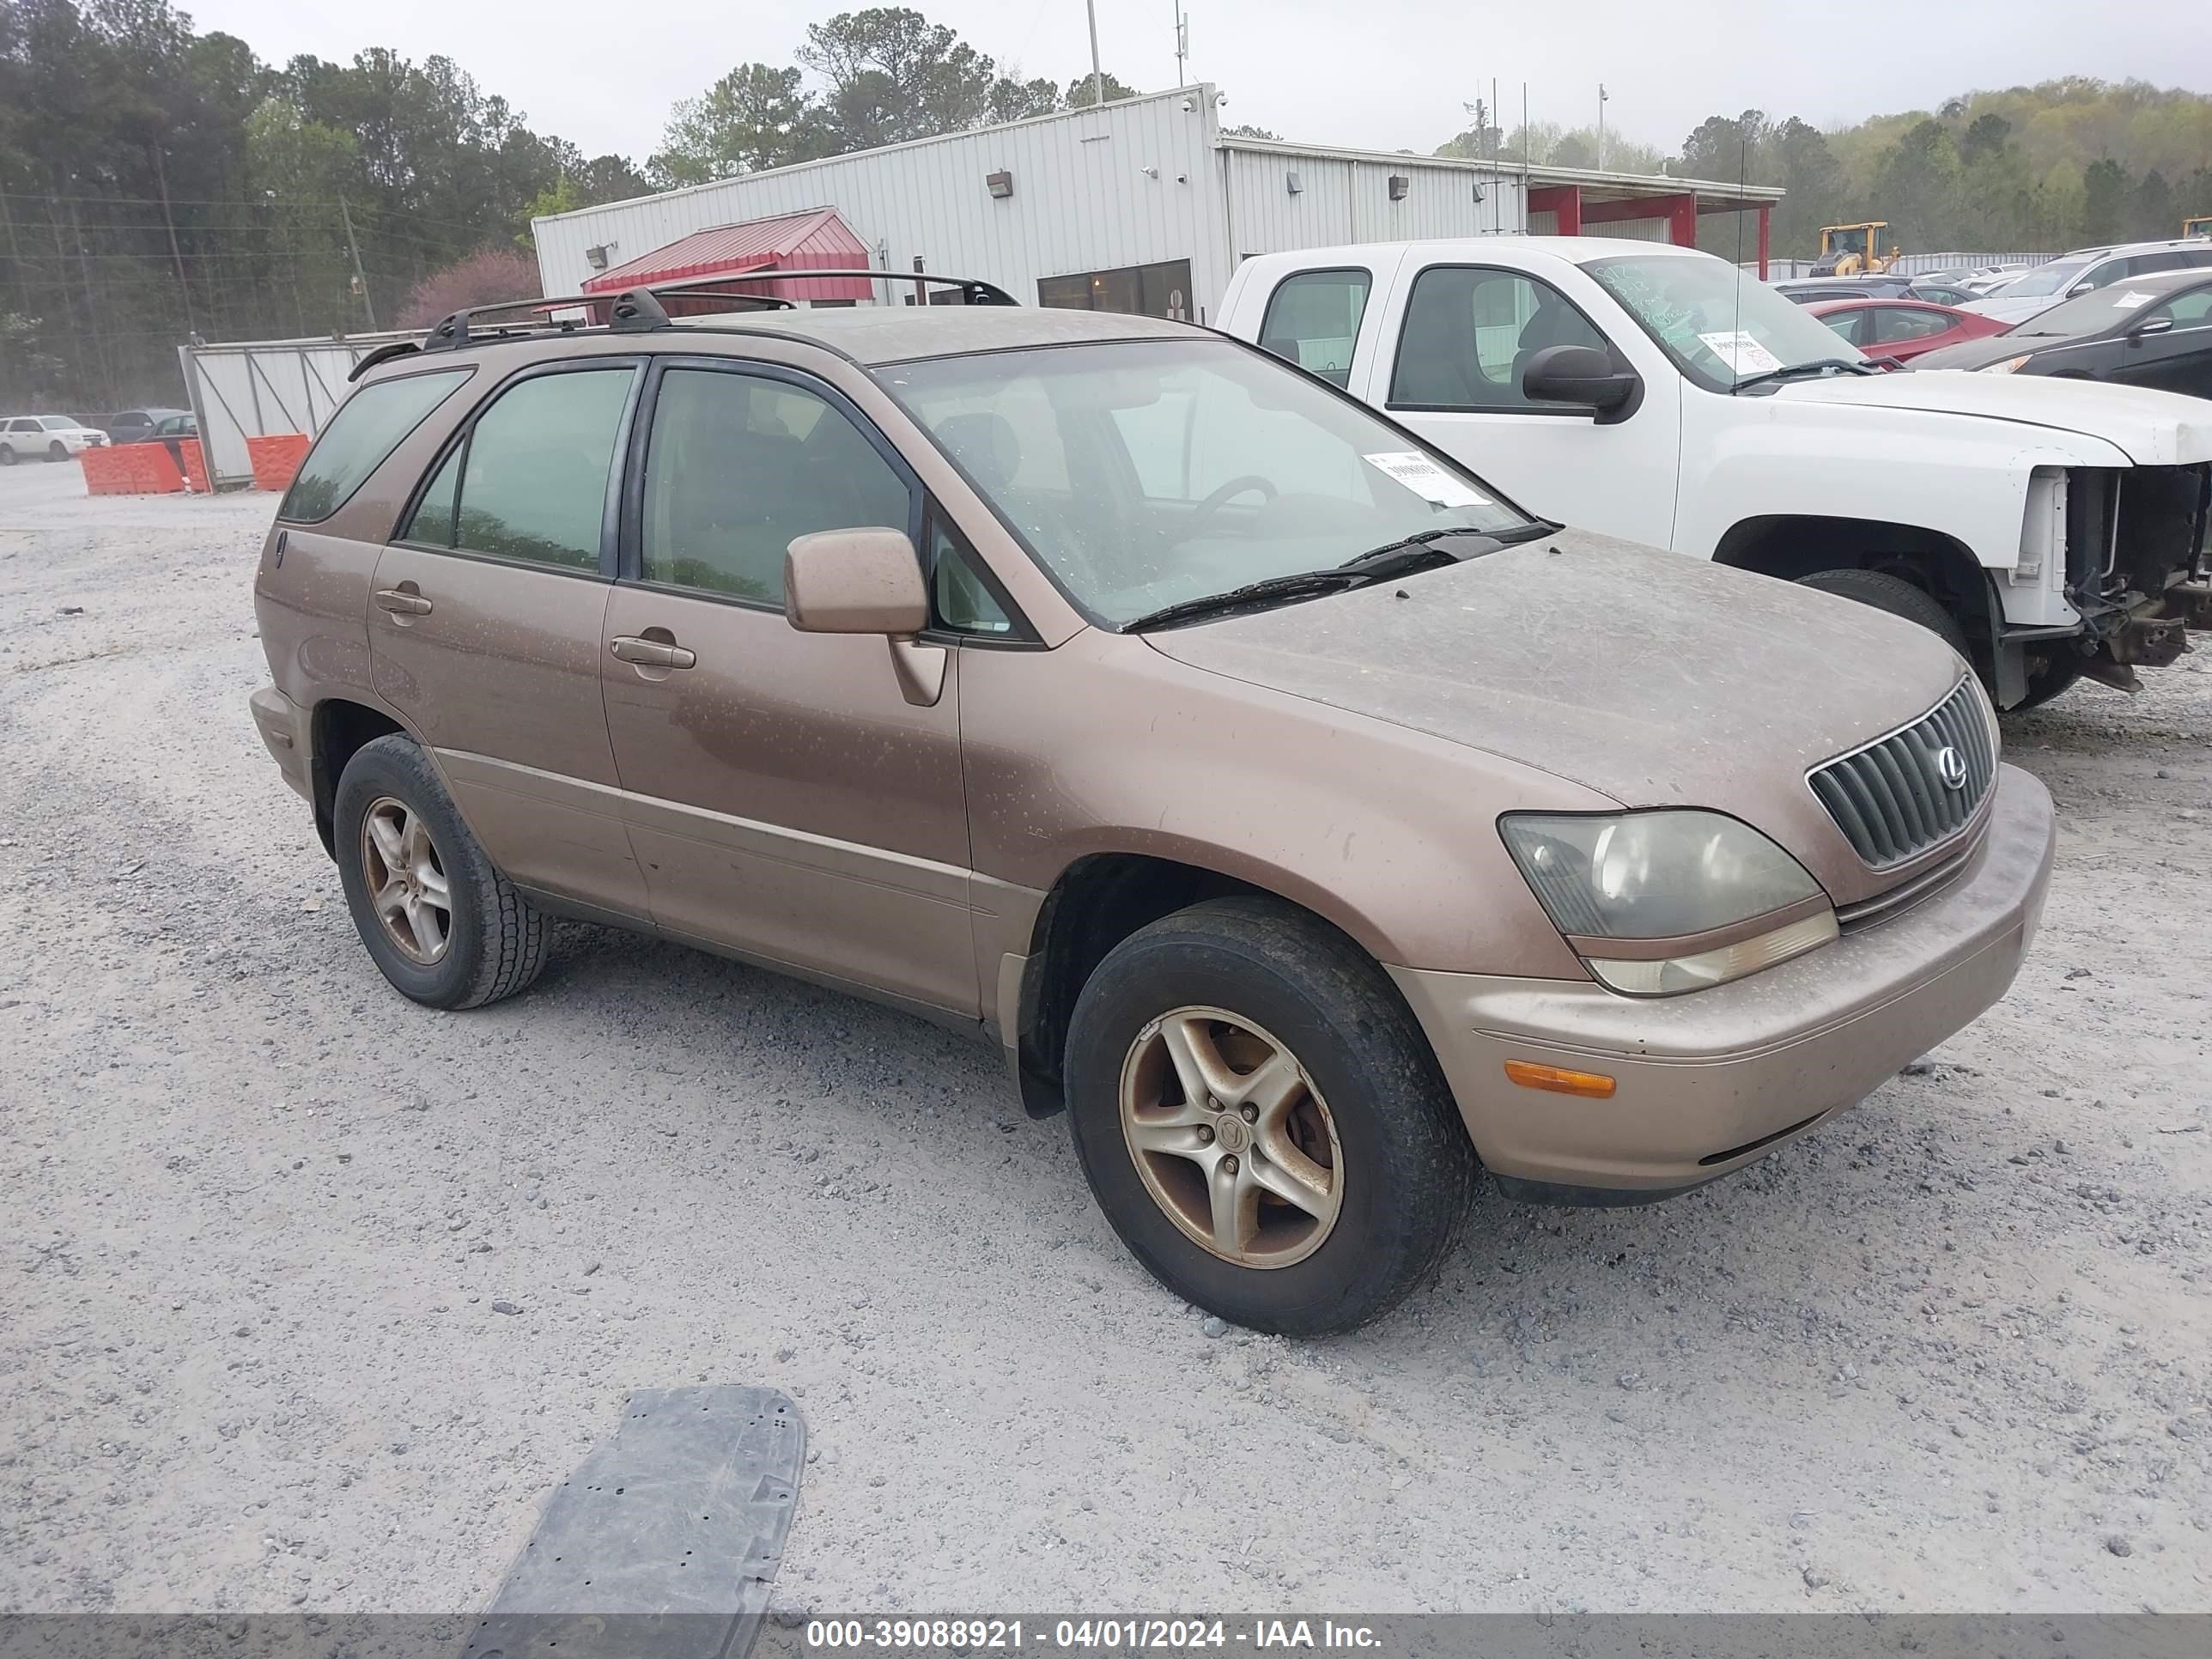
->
[1504,1059,1618,1098]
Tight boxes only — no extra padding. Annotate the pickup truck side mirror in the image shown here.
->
[1521,344,1642,423]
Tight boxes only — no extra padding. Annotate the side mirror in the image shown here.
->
[1521,344,1641,422]
[2067,282,2094,297]
[2127,316,2175,342]
[784,528,928,635]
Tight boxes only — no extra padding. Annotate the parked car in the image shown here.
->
[1903,279,1982,307]
[102,407,192,444]
[248,287,2055,1334]
[1963,240,2212,326]
[1222,237,2212,710]
[1774,276,1915,304]
[1913,266,2212,399]
[1806,298,2013,364]
[0,414,109,464]
[1960,264,2033,295]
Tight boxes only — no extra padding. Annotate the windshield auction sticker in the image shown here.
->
[1696,330,1784,375]
[1363,452,1489,507]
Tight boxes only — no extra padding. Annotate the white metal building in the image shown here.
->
[532,87,1784,324]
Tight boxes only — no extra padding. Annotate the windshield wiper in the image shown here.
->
[1121,569,1370,633]
[1121,526,1532,634]
[1729,357,1879,394]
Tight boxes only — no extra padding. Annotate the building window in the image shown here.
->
[1037,258,1195,322]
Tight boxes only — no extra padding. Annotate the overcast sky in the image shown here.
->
[184,0,2212,163]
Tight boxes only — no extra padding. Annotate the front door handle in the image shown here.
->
[373,587,433,616]
[610,634,696,669]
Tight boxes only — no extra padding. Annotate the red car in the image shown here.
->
[1806,298,2012,366]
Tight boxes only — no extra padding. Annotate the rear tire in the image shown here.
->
[0,444,16,466]
[1796,567,1970,657]
[332,733,550,1010]
[1063,895,1476,1335]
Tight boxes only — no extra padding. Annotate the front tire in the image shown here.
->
[1797,567,1970,657]
[332,733,549,1009]
[1064,896,1476,1335]
[48,441,69,463]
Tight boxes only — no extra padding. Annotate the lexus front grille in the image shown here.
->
[1808,679,1995,869]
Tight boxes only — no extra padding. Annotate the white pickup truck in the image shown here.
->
[1219,238,2212,708]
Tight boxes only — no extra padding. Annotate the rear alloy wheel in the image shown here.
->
[333,733,549,1009]
[1796,567,1969,657]
[1066,896,1476,1335]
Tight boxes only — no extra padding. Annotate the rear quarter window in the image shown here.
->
[278,368,474,525]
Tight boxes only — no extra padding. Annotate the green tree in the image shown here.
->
[1063,70,1138,108]
[649,63,816,186]
[797,8,997,145]
[2077,156,2131,247]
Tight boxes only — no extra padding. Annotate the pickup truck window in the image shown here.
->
[1584,254,1867,392]
[1388,267,1607,411]
[884,337,1530,629]
[1258,269,1371,387]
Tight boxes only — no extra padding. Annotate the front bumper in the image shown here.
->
[249,684,313,801]
[1390,763,2056,1197]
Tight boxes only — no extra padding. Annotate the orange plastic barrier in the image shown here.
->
[176,437,210,494]
[246,433,312,492]
[79,444,185,495]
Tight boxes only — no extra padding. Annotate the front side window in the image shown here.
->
[399,367,634,571]
[1389,267,1609,410]
[1258,269,1372,387]
[2153,288,2212,326]
[640,368,911,603]
[1816,309,1869,346]
[280,369,472,524]
[882,337,1534,629]
[1584,254,1869,391]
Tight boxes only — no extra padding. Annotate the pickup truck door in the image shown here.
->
[1358,258,1681,548]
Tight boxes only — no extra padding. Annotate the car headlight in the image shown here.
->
[1979,356,2032,374]
[1499,810,1837,995]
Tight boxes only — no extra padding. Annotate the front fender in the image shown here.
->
[1675,395,2134,567]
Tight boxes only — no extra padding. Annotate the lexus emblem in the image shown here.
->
[1933,746,1969,792]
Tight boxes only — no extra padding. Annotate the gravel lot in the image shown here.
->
[3,461,2209,1617]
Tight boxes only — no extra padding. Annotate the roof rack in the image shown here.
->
[380,269,1020,366]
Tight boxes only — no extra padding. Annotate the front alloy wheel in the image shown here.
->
[1120,1007,1342,1268]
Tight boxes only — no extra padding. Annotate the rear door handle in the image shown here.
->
[373,588,434,616]
[610,635,696,669]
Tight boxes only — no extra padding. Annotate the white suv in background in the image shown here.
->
[1964,240,2212,326]
[0,414,108,465]
[1220,237,2212,711]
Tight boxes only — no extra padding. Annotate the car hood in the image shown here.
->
[1905,336,2038,372]
[1962,295,2056,325]
[1771,368,2212,465]
[1141,530,1961,817]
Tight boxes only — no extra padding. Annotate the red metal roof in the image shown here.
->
[581,206,874,301]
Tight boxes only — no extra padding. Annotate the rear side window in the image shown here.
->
[1817,309,1868,346]
[401,367,635,572]
[279,369,471,524]
[1873,308,1954,343]
[1257,269,1372,387]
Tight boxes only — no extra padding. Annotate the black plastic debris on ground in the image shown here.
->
[465,1384,805,1659]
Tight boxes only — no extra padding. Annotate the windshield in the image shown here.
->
[1998,258,2091,300]
[1582,254,1866,391]
[878,338,1534,628]
[2013,280,2188,337]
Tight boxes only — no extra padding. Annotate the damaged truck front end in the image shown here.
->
[2034,462,2212,696]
